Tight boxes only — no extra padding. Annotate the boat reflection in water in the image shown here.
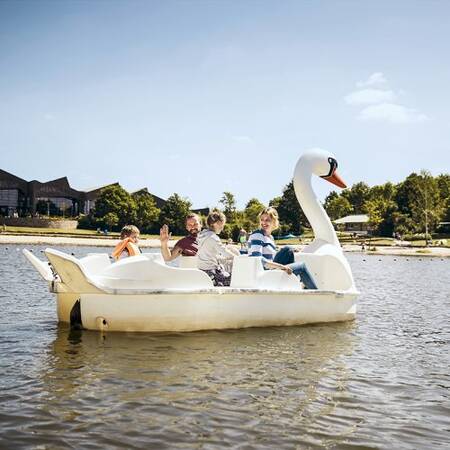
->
[37,322,357,448]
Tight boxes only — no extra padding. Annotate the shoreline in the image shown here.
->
[1,234,450,257]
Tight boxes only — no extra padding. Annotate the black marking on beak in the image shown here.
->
[320,157,338,179]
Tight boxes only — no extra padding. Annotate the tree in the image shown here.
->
[277,181,309,234]
[395,171,443,237]
[324,192,353,221]
[364,197,397,236]
[159,193,192,235]
[436,174,450,222]
[219,191,237,222]
[366,182,398,236]
[244,198,265,230]
[93,185,136,230]
[341,182,371,214]
[269,196,281,209]
[103,212,119,230]
[132,191,160,233]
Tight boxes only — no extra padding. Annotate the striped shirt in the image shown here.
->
[248,229,277,267]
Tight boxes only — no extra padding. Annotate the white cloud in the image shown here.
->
[356,72,387,88]
[232,135,254,144]
[345,88,396,105]
[346,73,428,124]
[358,103,429,124]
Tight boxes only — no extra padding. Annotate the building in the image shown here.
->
[334,214,370,235]
[0,168,209,219]
[83,183,120,215]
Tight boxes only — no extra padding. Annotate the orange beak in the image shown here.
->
[322,171,347,189]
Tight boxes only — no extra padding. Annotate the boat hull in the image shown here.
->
[79,289,357,332]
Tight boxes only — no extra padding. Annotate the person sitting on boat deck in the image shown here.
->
[197,211,240,286]
[112,225,141,261]
[159,213,202,262]
[248,207,318,289]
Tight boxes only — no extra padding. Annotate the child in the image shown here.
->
[112,225,141,261]
[197,211,240,286]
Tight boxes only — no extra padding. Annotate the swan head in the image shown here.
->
[295,148,347,189]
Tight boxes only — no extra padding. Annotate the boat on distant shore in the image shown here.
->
[24,149,358,333]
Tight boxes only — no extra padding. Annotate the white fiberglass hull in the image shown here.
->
[79,289,357,332]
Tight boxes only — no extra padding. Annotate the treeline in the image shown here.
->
[324,171,450,237]
[78,170,450,238]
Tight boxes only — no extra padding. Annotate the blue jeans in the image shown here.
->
[273,246,318,290]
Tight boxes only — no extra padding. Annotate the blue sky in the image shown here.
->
[1,0,449,209]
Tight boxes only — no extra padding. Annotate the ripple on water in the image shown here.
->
[0,246,449,449]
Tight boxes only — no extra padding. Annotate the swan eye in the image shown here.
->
[322,158,338,178]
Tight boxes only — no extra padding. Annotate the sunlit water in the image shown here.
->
[1,244,449,449]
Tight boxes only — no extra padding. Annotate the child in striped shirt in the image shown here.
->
[247,207,317,289]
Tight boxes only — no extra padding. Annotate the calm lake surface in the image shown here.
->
[1,244,449,449]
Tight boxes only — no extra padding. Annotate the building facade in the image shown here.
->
[334,214,370,235]
[0,169,208,218]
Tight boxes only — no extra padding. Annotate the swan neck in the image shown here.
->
[294,170,340,247]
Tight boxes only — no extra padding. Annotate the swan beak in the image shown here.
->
[323,171,347,189]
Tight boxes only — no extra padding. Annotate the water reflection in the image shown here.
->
[35,322,357,448]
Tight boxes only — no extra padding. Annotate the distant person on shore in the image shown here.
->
[197,211,240,286]
[159,213,202,262]
[112,225,141,261]
[247,207,318,289]
[238,228,248,249]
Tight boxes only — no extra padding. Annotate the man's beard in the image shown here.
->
[188,229,199,237]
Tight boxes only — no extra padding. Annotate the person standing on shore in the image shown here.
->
[159,213,202,262]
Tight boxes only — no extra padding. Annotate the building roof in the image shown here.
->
[334,214,369,224]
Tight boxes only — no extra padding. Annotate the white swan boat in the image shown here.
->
[24,149,358,332]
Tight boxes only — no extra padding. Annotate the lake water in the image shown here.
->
[1,244,449,449]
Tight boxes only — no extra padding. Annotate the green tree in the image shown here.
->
[244,198,265,230]
[93,185,136,229]
[364,197,397,236]
[269,196,281,209]
[219,191,237,222]
[132,191,160,233]
[436,174,450,222]
[324,192,353,221]
[342,182,371,213]
[277,181,309,234]
[395,171,443,236]
[103,212,119,230]
[366,182,398,236]
[159,193,192,235]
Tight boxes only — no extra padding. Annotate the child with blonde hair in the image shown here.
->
[247,207,317,289]
[197,211,240,286]
[112,225,141,261]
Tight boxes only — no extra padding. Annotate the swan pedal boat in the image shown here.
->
[23,150,359,332]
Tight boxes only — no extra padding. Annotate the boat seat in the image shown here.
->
[179,256,199,268]
[97,255,213,290]
[79,253,111,275]
[230,255,301,290]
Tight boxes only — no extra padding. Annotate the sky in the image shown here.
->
[1,0,449,209]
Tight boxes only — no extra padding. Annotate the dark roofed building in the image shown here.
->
[82,183,120,214]
[29,177,83,217]
[0,168,208,220]
[0,169,29,216]
[132,188,166,209]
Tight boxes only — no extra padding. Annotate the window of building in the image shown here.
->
[0,189,19,207]
[36,197,76,216]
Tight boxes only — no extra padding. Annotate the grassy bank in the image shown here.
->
[2,225,449,248]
